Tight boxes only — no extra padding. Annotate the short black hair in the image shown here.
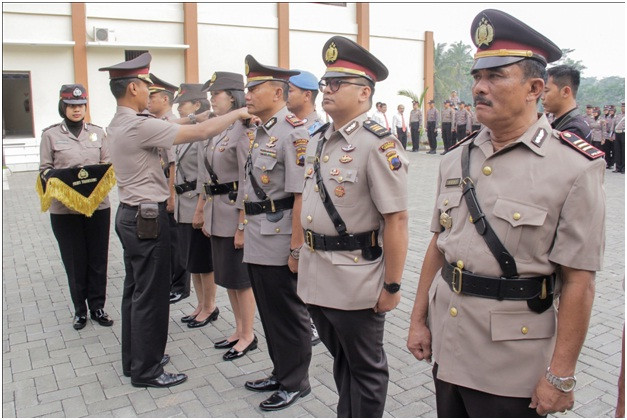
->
[547,65,581,97]
[110,78,135,99]
[517,59,547,103]
[269,81,289,101]
[309,89,319,104]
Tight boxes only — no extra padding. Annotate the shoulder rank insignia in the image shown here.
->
[42,123,61,133]
[559,131,605,159]
[286,114,304,127]
[448,130,480,152]
[363,119,391,138]
[530,128,548,148]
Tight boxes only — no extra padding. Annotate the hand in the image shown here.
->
[529,377,574,416]
[248,116,262,127]
[234,229,244,249]
[237,107,254,120]
[166,195,175,213]
[201,227,211,238]
[407,320,432,362]
[374,288,401,313]
[288,255,299,273]
[192,210,204,229]
[196,110,211,123]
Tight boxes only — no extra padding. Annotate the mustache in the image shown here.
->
[474,95,493,107]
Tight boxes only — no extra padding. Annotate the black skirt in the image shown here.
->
[177,223,213,273]
[210,235,250,289]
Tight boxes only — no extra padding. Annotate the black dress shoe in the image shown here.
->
[169,292,190,304]
[90,309,113,327]
[73,314,87,330]
[131,372,188,388]
[180,314,197,323]
[310,322,321,346]
[245,375,280,392]
[259,387,311,411]
[187,307,219,328]
[214,338,238,349]
[223,336,258,361]
[123,353,171,377]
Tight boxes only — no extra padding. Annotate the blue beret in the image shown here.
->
[289,71,319,91]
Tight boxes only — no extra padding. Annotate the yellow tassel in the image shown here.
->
[34,166,117,217]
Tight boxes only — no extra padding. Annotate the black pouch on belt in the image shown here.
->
[136,202,159,239]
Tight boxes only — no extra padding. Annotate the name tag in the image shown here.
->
[445,178,461,187]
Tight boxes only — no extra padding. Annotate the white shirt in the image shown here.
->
[392,112,406,129]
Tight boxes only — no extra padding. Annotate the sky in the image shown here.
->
[383,2,625,79]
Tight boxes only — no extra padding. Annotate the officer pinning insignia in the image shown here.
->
[559,131,605,159]
[531,128,548,148]
[264,117,277,130]
[385,150,402,171]
[344,120,359,135]
[379,141,395,152]
[286,114,305,127]
[363,120,390,138]
[342,144,356,152]
[339,155,353,164]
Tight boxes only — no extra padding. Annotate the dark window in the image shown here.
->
[125,50,149,61]
[2,72,34,138]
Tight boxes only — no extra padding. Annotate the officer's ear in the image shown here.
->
[357,84,372,105]
[526,78,544,103]
[561,85,572,98]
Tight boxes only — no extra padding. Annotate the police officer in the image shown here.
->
[147,74,192,305]
[171,84,219,328]
[409,100,422,152]
[39,84,113,330]
[240,55,312,411]
[297,36,409,417]
[195,71,256,359]
[426,99,439,154]
[452,100,471,144]
[99,53,252,387]
[286,70,324,346]
[614,101,625,173]
[603,105,615,169]
[407,9,605,417]
[468,103,482,132]
[589,106,606,150]
[440,100,455,153]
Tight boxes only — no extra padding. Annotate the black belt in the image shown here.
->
[204,181,238,196]
[174,180,196,194]
[304,229,378,252]
[244,195,294,215]
[441,262,553,301]
[119,201,166,211]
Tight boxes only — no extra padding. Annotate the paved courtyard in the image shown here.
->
[2,149,624,418]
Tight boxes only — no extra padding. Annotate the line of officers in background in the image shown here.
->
[424,96,482,155]
[580,103,625,173]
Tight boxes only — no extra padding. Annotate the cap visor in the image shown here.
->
[62,99,87,105]
[471,56,525,71]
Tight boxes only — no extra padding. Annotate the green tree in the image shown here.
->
[433,41,474,107]
[553,48,586,73]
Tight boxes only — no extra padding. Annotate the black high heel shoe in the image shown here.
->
[180,314,197,323]
[223,336,258,361]
[187,307,219,328]
[214,338,239,349]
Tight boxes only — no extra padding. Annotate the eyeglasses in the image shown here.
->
[318,79,367,93]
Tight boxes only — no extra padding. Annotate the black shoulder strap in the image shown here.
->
[461,142,518,278]
[313,137,348,235]
[244,131,269,201]
[175,143,193,182]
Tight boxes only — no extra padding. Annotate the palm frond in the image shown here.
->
[397,89,420,103]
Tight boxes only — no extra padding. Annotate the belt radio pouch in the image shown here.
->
[136,202,159,239]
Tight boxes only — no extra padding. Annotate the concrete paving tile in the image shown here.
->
[61,395,89,417]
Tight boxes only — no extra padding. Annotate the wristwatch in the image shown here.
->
[187,113,197,124]
[382,282,401,294]
[290,246,301,260]
[237,223,245,231]
[545,367,576,392]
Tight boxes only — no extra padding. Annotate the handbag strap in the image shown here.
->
[461,141,518,278]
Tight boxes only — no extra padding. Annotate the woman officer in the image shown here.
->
[39,84,113,330]
[194,72,257,360]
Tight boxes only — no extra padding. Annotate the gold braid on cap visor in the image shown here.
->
[474,49,546,63]
[325,67,367,77]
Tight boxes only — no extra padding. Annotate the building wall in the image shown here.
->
[2,2,427,171]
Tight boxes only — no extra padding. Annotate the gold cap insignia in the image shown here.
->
[245,60,250,76]
[325,42,339,64]
[474,17,494,48]
[211,72,217,83]
[78,168,89,180]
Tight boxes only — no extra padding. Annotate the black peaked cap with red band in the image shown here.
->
[245,55,299,89]
[321,35,388,83]
[99,52,153,84]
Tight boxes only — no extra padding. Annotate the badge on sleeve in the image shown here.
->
[386,150,402,171]
[293,138,308,167]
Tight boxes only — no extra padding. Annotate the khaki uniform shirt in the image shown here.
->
[441,108,455,124]
[589,117,606,143]
[604,115,614,140]
[107,106,180,205]
[201,122,251,237]
[297,113,409,310]
[454,109,472,133]
[427,107,439,124]
[39,121,110,214]
[242,106,309,266]
[409,108,422,124]
[614,113,625,133]
[174,141,202,223]
[428,115,605,398]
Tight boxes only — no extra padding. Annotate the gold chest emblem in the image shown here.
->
[439,212,452,229]
[325,42,338,64]
[78,168,89,180]
[474,17,494,48]
[89,132,98,142]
